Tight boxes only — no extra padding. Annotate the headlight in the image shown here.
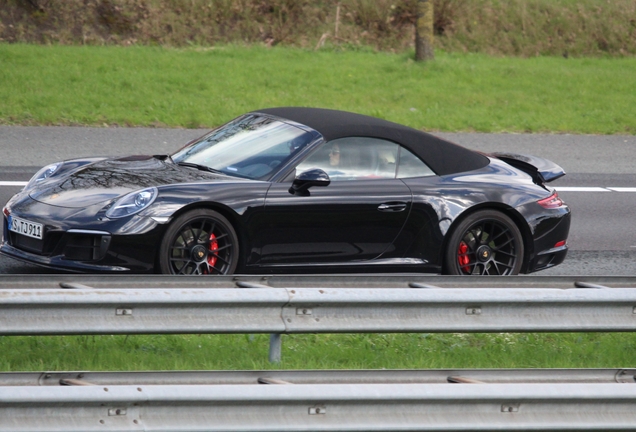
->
[106,187,158,219]
[25,162,63,189]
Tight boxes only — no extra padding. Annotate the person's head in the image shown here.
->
[329,143,340,166]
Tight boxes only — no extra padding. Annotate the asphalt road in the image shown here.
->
[1,125,635,276]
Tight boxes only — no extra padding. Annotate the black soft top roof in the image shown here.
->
[253,107,489,176]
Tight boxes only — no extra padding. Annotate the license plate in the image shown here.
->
[8,216,43,240]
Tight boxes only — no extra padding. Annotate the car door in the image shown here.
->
[254,137,413,266]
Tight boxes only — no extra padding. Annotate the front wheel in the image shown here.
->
[444,210,524,276]
[159,209,239,275]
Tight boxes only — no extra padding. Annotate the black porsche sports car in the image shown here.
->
[1,107,570,275]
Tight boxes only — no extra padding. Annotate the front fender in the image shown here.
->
[144,182,270,221]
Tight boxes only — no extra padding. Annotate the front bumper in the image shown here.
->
[0,242,130,272]
[2,206,167,274]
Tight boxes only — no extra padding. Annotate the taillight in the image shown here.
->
[537,192,564,209]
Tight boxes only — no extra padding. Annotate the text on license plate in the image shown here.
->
[9,216,43,240]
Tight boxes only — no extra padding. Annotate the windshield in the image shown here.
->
[172,114,314,179]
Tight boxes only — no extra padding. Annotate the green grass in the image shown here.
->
[1,43,634,134]
[2,333,635,371]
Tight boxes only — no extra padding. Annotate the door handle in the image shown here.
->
[378,202,407,212]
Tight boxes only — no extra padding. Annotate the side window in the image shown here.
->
[295,137,398,181]
[397,147,435,178]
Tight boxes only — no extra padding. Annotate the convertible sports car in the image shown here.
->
[1,107,570,275]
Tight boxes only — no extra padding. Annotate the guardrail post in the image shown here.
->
[269,333,282,363]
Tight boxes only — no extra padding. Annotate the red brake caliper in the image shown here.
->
[207,233,218,268]
[458,241,471,273]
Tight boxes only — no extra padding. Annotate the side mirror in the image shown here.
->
[289,169,330,196]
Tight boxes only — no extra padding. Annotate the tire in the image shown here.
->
[444,209,524,276]
[159,209,239,275]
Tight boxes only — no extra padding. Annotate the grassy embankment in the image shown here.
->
[2,0,635,57]
[0,43,635,371]
[1,43,635,133]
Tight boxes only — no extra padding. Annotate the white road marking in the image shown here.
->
[0,181,27,187]
[555,187,636,192]
[607,187,636,192]
[554,187,610,192]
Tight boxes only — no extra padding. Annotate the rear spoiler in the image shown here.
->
[490,152,566,184]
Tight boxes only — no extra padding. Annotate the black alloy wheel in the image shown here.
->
[159,209,238,275]
[444,210,524,275]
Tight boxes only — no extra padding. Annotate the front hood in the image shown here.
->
[28,155,237,208]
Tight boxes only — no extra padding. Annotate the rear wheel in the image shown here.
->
[444,210,523,275]
[159,209,238,275]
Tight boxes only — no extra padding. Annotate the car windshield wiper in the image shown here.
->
[177,162,224,175]
[153,154,173,163]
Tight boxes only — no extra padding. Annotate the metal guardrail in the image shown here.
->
[3,278,636,362]
[2,368,633,386]
[2,286,636,335]
[0,374,635,431]
[2,276,636,430]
